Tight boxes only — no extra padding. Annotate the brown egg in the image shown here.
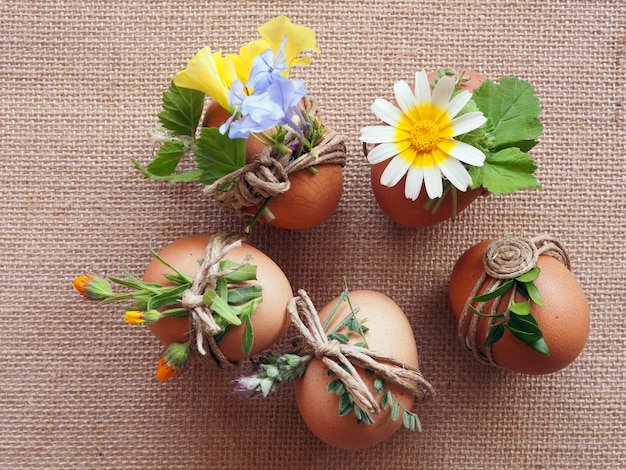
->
[203,101,343,230]
[143,233,293,362]
[293,290,421,450]
[449,239,590,375]
[369,69,487,227]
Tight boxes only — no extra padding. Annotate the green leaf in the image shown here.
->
[338,393,353,416]
[220,260,258,282]
[472,280,514,302]
[327,378,345,395]
[403,410,416,431]
[131,158,203,182]
[327,332,350,344]
[227,285,262,305]
[194,127,247,185]
[391,401,400,421]
[145,140,188,177]
[515,267,540,283]
[508,314,543,343]
[146,284,188,311]
[472,77,543,152]
[524,281,544,307]
[469,304,506,319]
[203,289,242,326]
[481,323,505,348]
[469,147,541,195]
[508,301,531,316]
[241,319,254,357]
[374,377,385,394]
[158,82,205,136]
[529,337,550,355]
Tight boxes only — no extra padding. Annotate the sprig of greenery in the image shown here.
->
[470,266,549,355]
[74,247,262,356]
[468,76,543,195]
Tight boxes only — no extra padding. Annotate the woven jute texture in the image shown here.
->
[1,1,624,468]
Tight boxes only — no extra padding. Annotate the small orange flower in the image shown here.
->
[124,310,145,325]
[156,356,179,382]
[73,275,93,297]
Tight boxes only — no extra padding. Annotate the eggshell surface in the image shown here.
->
[293,290,420,450]
[450,239,590,375]
[143,234,293,362]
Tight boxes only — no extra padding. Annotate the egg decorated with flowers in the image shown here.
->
[73,233,293,381]
[133,16,346,232]
[361,68,543,227]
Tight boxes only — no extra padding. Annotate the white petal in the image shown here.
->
[450,111,487,136]
[431,76,455,110]
[371,99,403,127]
[360,125,397,143]
[423,166,444,199]
[445,140,486,166]
[393,80,417,116]
[438,157,472,191]
[366,142,400,164]
[405,166,424,200]
[445,90,472,118]
[414,69,431,104]
[380,157,411,187]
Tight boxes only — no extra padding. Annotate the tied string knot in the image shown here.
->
[204,97,347,214]
[288,290,435,415]
[458,235,570,366]
[180,231,248,369]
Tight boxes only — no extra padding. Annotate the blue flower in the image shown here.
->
[219,37,308,140]
[247,37,288,93]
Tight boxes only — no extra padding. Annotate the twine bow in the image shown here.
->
[204,97,347,214]
[180,231,248,368]
[288,290,435,414]
[458,235,570,366]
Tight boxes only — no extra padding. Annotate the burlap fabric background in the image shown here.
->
[1,0,624,468]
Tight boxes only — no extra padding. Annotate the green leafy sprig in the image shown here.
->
[234,285,424,431]
[470,266,549,355]
[424,70,542,215]
[74,245,262,357]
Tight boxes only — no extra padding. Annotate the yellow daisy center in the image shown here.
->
[410,120,440,153]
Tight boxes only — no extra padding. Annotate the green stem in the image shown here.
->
[245,197,275,233]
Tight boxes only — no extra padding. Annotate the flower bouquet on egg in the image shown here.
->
[133,16,346,232]
[361,68,543,227]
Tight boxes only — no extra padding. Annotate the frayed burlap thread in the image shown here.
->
[204,97,347,214]
[457,235,570,366]
[180,231,248,369]
[288,289,436,414]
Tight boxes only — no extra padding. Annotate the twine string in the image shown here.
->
[288,290,436,414]
[204,97,347,213]
[457,235,569,366]
[180,231,247,368]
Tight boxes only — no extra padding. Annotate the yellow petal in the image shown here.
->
[173,46,236,111]
[257,16,319,71]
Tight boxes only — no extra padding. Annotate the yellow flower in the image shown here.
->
[253,16,319,73]
[124,310,145,325]
[172,16,318,111]
[173,47,238,111]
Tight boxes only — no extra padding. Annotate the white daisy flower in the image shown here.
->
[361,70,487,200]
